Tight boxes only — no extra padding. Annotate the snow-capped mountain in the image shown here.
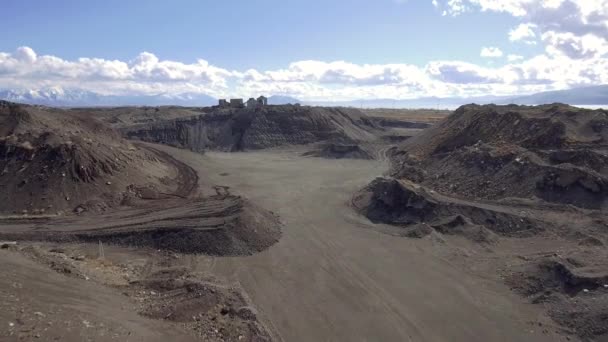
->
[0,88,102,106]
[0,88,217,107]
[268,95,302,105]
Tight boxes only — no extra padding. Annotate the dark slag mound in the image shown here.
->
[389,104,608,209]
[122,105,381,152]
[352,177,535,241]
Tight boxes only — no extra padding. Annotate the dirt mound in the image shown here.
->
[122,105,381,152]
[352,177,533,241]
[507,255,608,341]
[303,143,373,160]
[7,242,274,342]
[402,104,608,157]
[0,194,281,255]
[133,268,272,341]
[77,197,282,255]
[389,104,608,209]
[0,101,177,215]
[357,104,608,340]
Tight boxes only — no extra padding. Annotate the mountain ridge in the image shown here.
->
[1,85,606,108]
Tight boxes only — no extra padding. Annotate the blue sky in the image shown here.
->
[1,0,532,68]
[0,0,606,100]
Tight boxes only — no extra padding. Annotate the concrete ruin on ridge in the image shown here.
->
[219,96,268,109]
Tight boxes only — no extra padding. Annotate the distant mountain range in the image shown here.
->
[268,95,301,105]
[0,89,217,107]
[504,86,608,106]
[1,85,607,108]
[308,85,608,109]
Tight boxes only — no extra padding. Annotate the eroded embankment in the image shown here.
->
[122,105,381,152]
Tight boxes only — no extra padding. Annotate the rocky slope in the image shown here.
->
[122,105,381,152]
[353,103,608,341]
[388,104,608,209]
[0,101,176,215]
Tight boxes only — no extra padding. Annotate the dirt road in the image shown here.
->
[156,146,565,342]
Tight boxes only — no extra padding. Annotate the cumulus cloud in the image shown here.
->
[6,2,604,101]
[434,0,608,58]
[509,23,538,44]
[542,31,608,59]
[507,54,525,61]
[0,42,607,102]
[480,47,504,57]
[13,47,37,63]
[0,47,234,97]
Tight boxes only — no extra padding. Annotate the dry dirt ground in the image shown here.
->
[5,102,603,341]
[1,143,575,342]
[146,145,571,342]
[362,108,450,123]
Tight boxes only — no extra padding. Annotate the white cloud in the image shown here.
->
[443,0,469,15]
[542,31,608,59]
[480,47,504,57]
[427,60,504,83]
[507,54,525,61]
[0,43,607,101]
[0,47,235,97]
[434,0,608,47]
[509,23,538,44]
[13,47,37,63]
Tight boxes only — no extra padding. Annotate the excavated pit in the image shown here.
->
[0,101,282,256]
[122,105,381,152]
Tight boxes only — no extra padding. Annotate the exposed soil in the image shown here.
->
[0,101,281,341]
[73,105,212,129]
[354,104,608,341]
[389,104,608,209]
[0,101,281,255]
[362,108,449,124]
[4,101,607,341]
[371,117,433,129]
[0,193,281,255]
[302,143,373,160]
[121,105,381,152]
[0,101,178,215]
[1,242,273,341]
[504,250,608,341]
[152,146,565,342]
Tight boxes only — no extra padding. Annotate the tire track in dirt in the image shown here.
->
[0,143,281,256]
[138,143,200,198]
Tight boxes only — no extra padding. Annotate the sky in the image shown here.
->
[0,0,607,101]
